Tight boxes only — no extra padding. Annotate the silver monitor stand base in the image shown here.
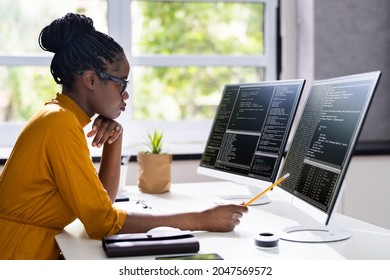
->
[278,225,352,243]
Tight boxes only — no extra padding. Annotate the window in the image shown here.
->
[0,0,278,151]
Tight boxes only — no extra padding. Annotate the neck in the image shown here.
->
[61,88,94,118]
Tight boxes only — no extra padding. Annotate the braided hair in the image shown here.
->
[38,13,124,90]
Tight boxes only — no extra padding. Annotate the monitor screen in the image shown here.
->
[197,80,305,205]
[276,71,381,242]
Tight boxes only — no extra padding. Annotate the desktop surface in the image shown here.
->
[55,182,390,260]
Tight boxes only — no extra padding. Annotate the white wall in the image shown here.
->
[118,159,219,186]
[95,159,220,189]
[341,155,390,229]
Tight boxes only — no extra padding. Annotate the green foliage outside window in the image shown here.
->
[0,0,265,122]
[132,1,265,121]
[0,67,58,121]
[133,2,263,55]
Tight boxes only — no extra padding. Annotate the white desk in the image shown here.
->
[55,181,390,260]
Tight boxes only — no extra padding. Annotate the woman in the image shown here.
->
[0,13,247,259]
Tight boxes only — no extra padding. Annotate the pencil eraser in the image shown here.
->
[255,232,279,249]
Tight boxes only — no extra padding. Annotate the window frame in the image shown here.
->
[0,0,279,154]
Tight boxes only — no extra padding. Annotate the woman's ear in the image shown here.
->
[82,70,96,90]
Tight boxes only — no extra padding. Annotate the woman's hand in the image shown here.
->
[199,204,248,232]
[86,115,123,148]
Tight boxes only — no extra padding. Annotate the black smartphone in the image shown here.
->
[156,253,223,260]
[115,194,129,202]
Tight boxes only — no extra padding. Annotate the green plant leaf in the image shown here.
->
[146,129,164,154]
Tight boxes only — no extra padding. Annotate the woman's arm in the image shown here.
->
[87,116,123,202]
[117,204,248,233]
[86,117,248,234]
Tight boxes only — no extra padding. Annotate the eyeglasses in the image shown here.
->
[96,71,129,95]
[76,70,129,95]
[136,200,152,210]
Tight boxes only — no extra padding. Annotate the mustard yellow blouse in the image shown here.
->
[0,94,126,259]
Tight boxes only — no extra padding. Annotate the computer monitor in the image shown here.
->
[275,71,381,243]
[197,80,305,205]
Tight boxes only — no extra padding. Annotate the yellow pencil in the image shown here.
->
[244,173,290,206]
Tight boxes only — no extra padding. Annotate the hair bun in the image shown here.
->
[39,13,95,53]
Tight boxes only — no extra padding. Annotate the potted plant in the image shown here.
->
[137,130,172,194]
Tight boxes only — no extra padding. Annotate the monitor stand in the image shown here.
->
[278,225,352,243]
[214,184,271,206]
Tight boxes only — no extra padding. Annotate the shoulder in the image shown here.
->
[26,102,84,138]
[45,102,79,126]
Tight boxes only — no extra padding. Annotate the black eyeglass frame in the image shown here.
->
[96,71,129,95]
[76,70,129,95]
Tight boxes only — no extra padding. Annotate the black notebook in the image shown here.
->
[102,230,199,258]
